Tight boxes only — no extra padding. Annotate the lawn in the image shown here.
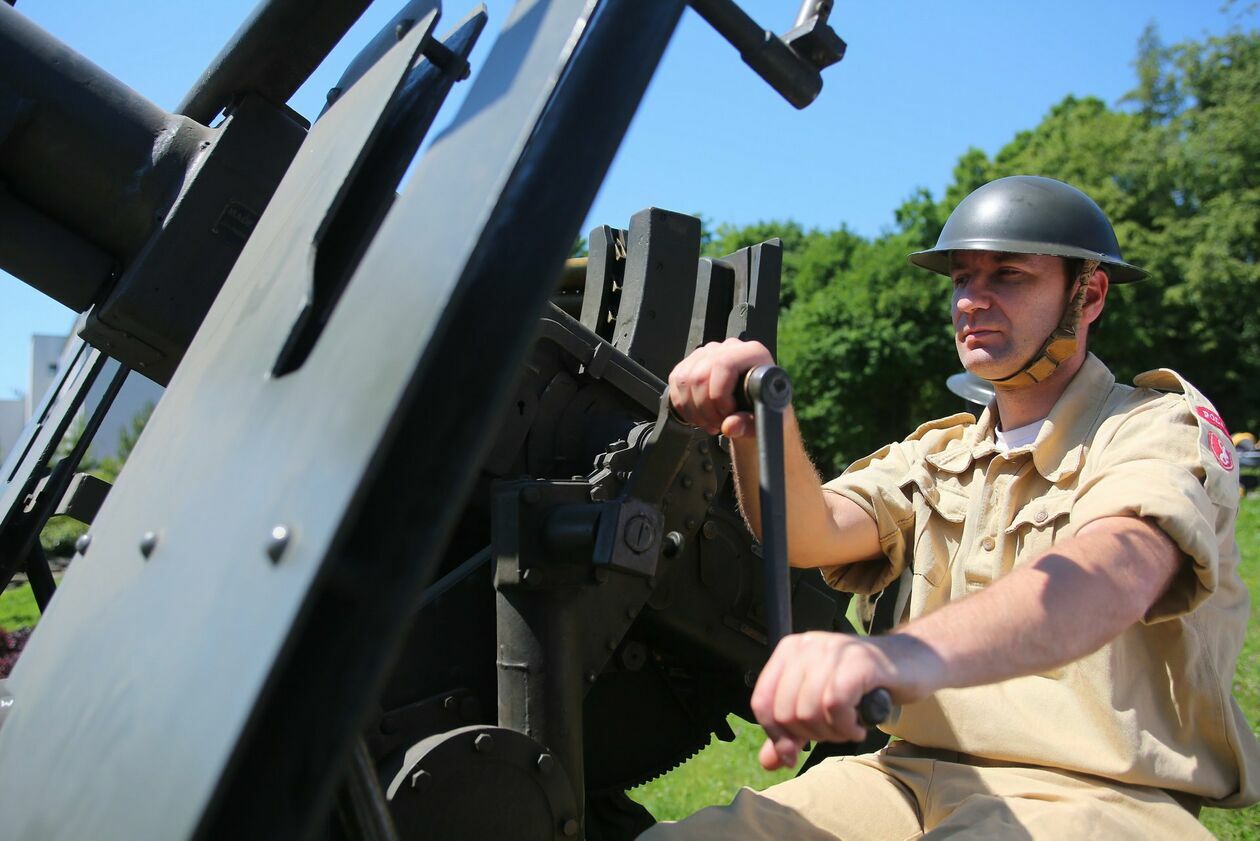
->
[0,582,39,631]
[632,496,1260,837]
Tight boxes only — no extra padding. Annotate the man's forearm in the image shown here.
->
[889,516,1182,694]
[729,409,881,569]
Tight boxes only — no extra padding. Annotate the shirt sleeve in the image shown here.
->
[819,441,917,594]
[1069,393,1234,623]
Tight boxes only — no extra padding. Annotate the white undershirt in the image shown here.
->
[995,418,1046,454]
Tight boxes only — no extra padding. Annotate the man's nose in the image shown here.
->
[953,277,992,315]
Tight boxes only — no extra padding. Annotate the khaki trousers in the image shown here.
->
[638,742,1211,840]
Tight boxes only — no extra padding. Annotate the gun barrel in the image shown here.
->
[0,3,209,306]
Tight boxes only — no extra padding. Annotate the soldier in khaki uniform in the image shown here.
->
[645,176,1260,839]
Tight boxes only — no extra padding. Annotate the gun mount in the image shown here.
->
[0,2,861,839]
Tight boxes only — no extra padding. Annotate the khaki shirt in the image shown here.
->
[821,354,1260,807]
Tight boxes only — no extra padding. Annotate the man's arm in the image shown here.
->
[750,514,1182,770]
[668,339,882,568]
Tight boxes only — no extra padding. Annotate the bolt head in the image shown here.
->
[623,514,656,553]
[139,531,157,558]
[473,733,495,753]
[410,769,432,792]
[74,533,91,555]
[267,525,290,563]
[662,531,684,558]
[536,753,555,774]
[702,521,718,540]
[562,818,580,837]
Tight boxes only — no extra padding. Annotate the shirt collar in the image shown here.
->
[925,354,1115,481]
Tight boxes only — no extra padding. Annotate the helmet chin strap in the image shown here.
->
[983,260,1099,388]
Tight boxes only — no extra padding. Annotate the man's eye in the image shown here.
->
[951,276,968,287]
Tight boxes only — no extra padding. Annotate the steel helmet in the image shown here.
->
[909,176,1147,283]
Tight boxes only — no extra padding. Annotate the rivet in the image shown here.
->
[680,475,693,489]
[703,490,714,502]
[697,441,710,455]
[702,521,718,540]
[266,525,290,563]
[701,460,713,472]
[326,86,343,104]
[474,733,495,753]
[395,18,415,40]
[662,531,684,558]
[562,818,580,837]
[410,769,432,792]
[139,531,157,558]
[536,753,555,774]
[75,533,91,555]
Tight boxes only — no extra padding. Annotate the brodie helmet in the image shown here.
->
[909,176,1147,387]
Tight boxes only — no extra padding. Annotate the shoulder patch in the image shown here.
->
[906,412,975,442]
[1135,368,1239,503]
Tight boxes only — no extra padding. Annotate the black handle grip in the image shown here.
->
[857,688,891,727]
[735,365,793,413]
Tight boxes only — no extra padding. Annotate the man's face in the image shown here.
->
[949,251,1071,381]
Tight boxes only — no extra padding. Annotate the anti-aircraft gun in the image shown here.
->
[0,2,871,838]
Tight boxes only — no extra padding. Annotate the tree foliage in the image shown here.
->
[712,24,1260,474]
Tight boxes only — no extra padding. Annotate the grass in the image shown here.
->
[1202,495,1260,838]
[0,583,39,631]
[634,496,1260,837]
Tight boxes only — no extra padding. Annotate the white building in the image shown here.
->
[0,331,164,468]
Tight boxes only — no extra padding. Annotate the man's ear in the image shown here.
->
[1080,268,1109,328]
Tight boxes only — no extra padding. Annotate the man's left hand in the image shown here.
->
[750,631,940,770]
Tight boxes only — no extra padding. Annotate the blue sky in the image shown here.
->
[0,0,1241,398]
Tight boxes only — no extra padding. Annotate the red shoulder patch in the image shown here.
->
[1208,431,1235,471]
[1196,405,1230,435]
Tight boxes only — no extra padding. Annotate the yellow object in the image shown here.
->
[1233,431,1255,448]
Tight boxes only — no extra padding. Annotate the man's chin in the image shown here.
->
[957,349,1012,381]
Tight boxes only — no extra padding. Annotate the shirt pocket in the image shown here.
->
[1004,491,1073,564]
[902,468,968,588]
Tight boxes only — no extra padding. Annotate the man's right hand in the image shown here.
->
[667,338,775,439]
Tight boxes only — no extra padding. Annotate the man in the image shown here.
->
[644,176,1259,839]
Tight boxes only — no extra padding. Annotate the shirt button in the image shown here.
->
[981,536,995,551]
[1034,510,1048,524]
